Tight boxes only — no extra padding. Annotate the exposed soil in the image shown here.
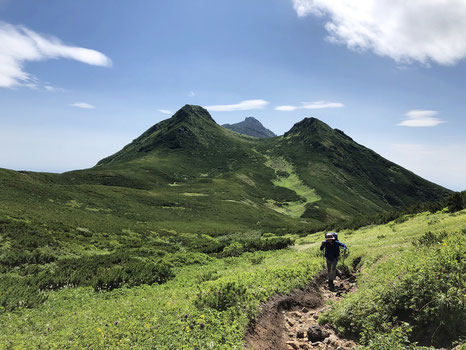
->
[245,269,358,350]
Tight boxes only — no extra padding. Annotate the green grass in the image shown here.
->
[264,155,321,218]
[0,105,459,348]
[1,209,464,349]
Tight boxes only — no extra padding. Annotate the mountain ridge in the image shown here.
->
[93,105,449,223]
[0,104,451,236]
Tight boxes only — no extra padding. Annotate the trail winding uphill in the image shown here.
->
[245,270,358,350]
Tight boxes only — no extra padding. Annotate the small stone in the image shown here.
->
[287,319,295,327]
[286,341,299,350]
[297,330,305,338]
[307,325,330,342]
[301,307,309,313]
[299,344,309,350]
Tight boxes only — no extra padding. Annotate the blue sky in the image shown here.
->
[0,0,465,190]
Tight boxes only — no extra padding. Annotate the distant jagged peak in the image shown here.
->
[222,116,276,138]
[243,116,263,124]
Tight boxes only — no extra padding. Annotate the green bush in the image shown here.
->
[360,324,432,350]
[447,192,465,213]
[195,281,252,313]
[242,236,295,252]
[0,275,47,312]
[31,253,174,292]
[221,242,244,257]
[321,230,465,347]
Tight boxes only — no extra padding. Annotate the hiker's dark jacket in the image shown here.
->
[320,240,347,260]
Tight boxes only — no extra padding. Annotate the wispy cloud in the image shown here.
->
[0,21,112,88]
[71,102,95,109]
[292,0,466,66]
[158,109,172,114]
[205,99,269,112]
[188,90,195,97]
[44,84,67,92]
[397,110,445,127]
[275,101,344,111]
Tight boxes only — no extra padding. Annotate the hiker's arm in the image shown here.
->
[338,241,347,250]
[320,241,326,250]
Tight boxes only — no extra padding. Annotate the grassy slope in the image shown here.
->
[274,118,450,222]
[1,209,464,349]
[0,106,451,240]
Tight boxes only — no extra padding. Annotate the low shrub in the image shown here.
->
[320,230,465,347]
[31,253,174,292]
[221,242,244,257]
[0,275,47,312]
[360,324,432,350]
[243,236,295,251]
[195,280,253,316]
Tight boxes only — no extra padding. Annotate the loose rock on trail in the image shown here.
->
[245,270,357,350]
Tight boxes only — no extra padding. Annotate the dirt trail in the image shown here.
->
[245,269,358,350]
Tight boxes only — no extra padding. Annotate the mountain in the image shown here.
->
[222,117,276,138]
[0,105,459,350]
[0,105,450,237]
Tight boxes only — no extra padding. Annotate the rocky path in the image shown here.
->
[245,270,357,350]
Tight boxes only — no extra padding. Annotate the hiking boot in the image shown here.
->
[328,281,335,291]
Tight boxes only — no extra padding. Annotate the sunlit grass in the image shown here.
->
[1,210,464,349]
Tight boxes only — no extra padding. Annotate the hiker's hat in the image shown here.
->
[325,232,335,240]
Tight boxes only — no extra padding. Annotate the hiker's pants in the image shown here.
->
[326,258,338,282]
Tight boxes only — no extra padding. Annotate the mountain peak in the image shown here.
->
[222,117,276,138]
[171,104,216,125]
[96,105,221,166]
[285,117,332,137]
[244,116,260,123]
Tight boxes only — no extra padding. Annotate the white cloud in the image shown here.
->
[188,90,195,97]
[275,101,344,111]
[71,102,95,109]
[397,110,445,127]
[44,84,67,92]
[158,109,172,114]
[292,0,466,65]
[276,105,298,111]
[205,99,269,112]
[0,21,111,88]
[45,85,56,91]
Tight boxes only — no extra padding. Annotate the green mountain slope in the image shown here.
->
[0,104,457,348]
[0,105,450,238]
[263,117,448,221]
[222,116,276,138]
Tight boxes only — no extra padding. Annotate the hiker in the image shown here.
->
[320,232,347,291]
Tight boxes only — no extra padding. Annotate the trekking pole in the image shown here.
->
[343,247,349,262]
[341,247,349,278]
